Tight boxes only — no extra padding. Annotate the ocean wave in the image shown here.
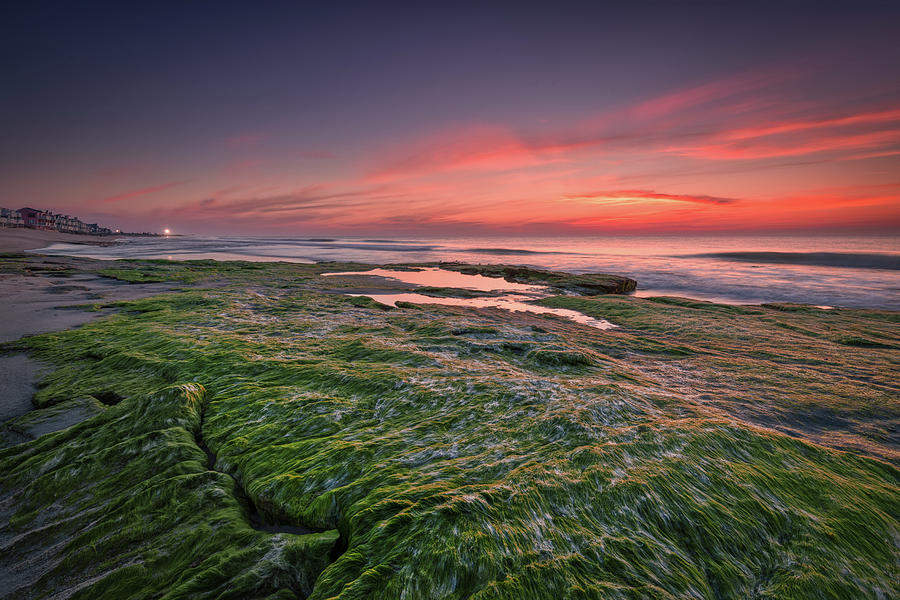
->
[690,252,900,270]
[464,247,568,255]
[251,239,439,252]
[323,243,439,252]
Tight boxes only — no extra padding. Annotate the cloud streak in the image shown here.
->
[362,71,900,189]
[563,190,739,205]
[100,181,187,204]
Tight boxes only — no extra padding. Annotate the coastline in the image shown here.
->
[0,228,117,253]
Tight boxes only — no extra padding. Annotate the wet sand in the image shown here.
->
[0,265,181,343]
[0,355,46,423]
[0,228,115,253]
[0,254,186,444]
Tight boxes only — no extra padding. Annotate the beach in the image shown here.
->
[0,227,115,253]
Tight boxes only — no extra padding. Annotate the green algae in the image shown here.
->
[342,295,395,311]
[1,384,339,599]
[96,268,173,283]
[537,293,900,463]
[432,262,638,295]
[416,286,503,298]
[1,257,899,599]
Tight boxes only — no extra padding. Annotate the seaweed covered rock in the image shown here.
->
[0,384,339,600]
[2,258,899,599]
[435,262,638,295]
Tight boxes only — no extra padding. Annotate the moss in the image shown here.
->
[0,384,340,599]
[343,295,394,310]
[2,257,898,598]
[527,347,596,367]
[97,268,171,283]
[834,336,896,349]
[416,286,502,298]
[426,262,638,294]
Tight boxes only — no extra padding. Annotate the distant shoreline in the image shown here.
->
[0,228,120,253]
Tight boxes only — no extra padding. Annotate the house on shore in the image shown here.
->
[0,206,113,235]
[0,207,23,227]
[18,207,53,229]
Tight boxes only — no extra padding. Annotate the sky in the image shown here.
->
[2,1,899,235]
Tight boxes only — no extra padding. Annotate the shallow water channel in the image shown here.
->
[323,267,616,329]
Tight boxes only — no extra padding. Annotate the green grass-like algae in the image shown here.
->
[1,257,898,599]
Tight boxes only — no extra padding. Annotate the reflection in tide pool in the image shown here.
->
[324,267,547,293]
[324,268,617,330]
[351,292,617,330]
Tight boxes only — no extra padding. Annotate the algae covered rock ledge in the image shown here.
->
[1,257,898,599]
[432,262,638,295]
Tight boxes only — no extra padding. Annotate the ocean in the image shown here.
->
[30,234,900,310]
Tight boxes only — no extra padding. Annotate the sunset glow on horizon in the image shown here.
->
[2,3,898,236]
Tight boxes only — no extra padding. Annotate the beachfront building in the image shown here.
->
[3,206,113,235]
[53,213,79,233]
[87,223,113,235]
[0,207,24,227]
[17,207,51,229]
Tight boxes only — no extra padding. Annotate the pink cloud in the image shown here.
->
[359,70,882,184]
[365,126,587,182]
[629,68,787,120]
[163,181,449,228]
[100,181,187,203]
[720,107,900,141]
[670,128,900,160]
[564,189,739,205]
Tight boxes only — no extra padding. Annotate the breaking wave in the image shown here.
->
[691,252,900,270]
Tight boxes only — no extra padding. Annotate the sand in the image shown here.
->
[0,268,181,343]
[0,228,115,253]
[0,355,47,423]
[0,254,186,445]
